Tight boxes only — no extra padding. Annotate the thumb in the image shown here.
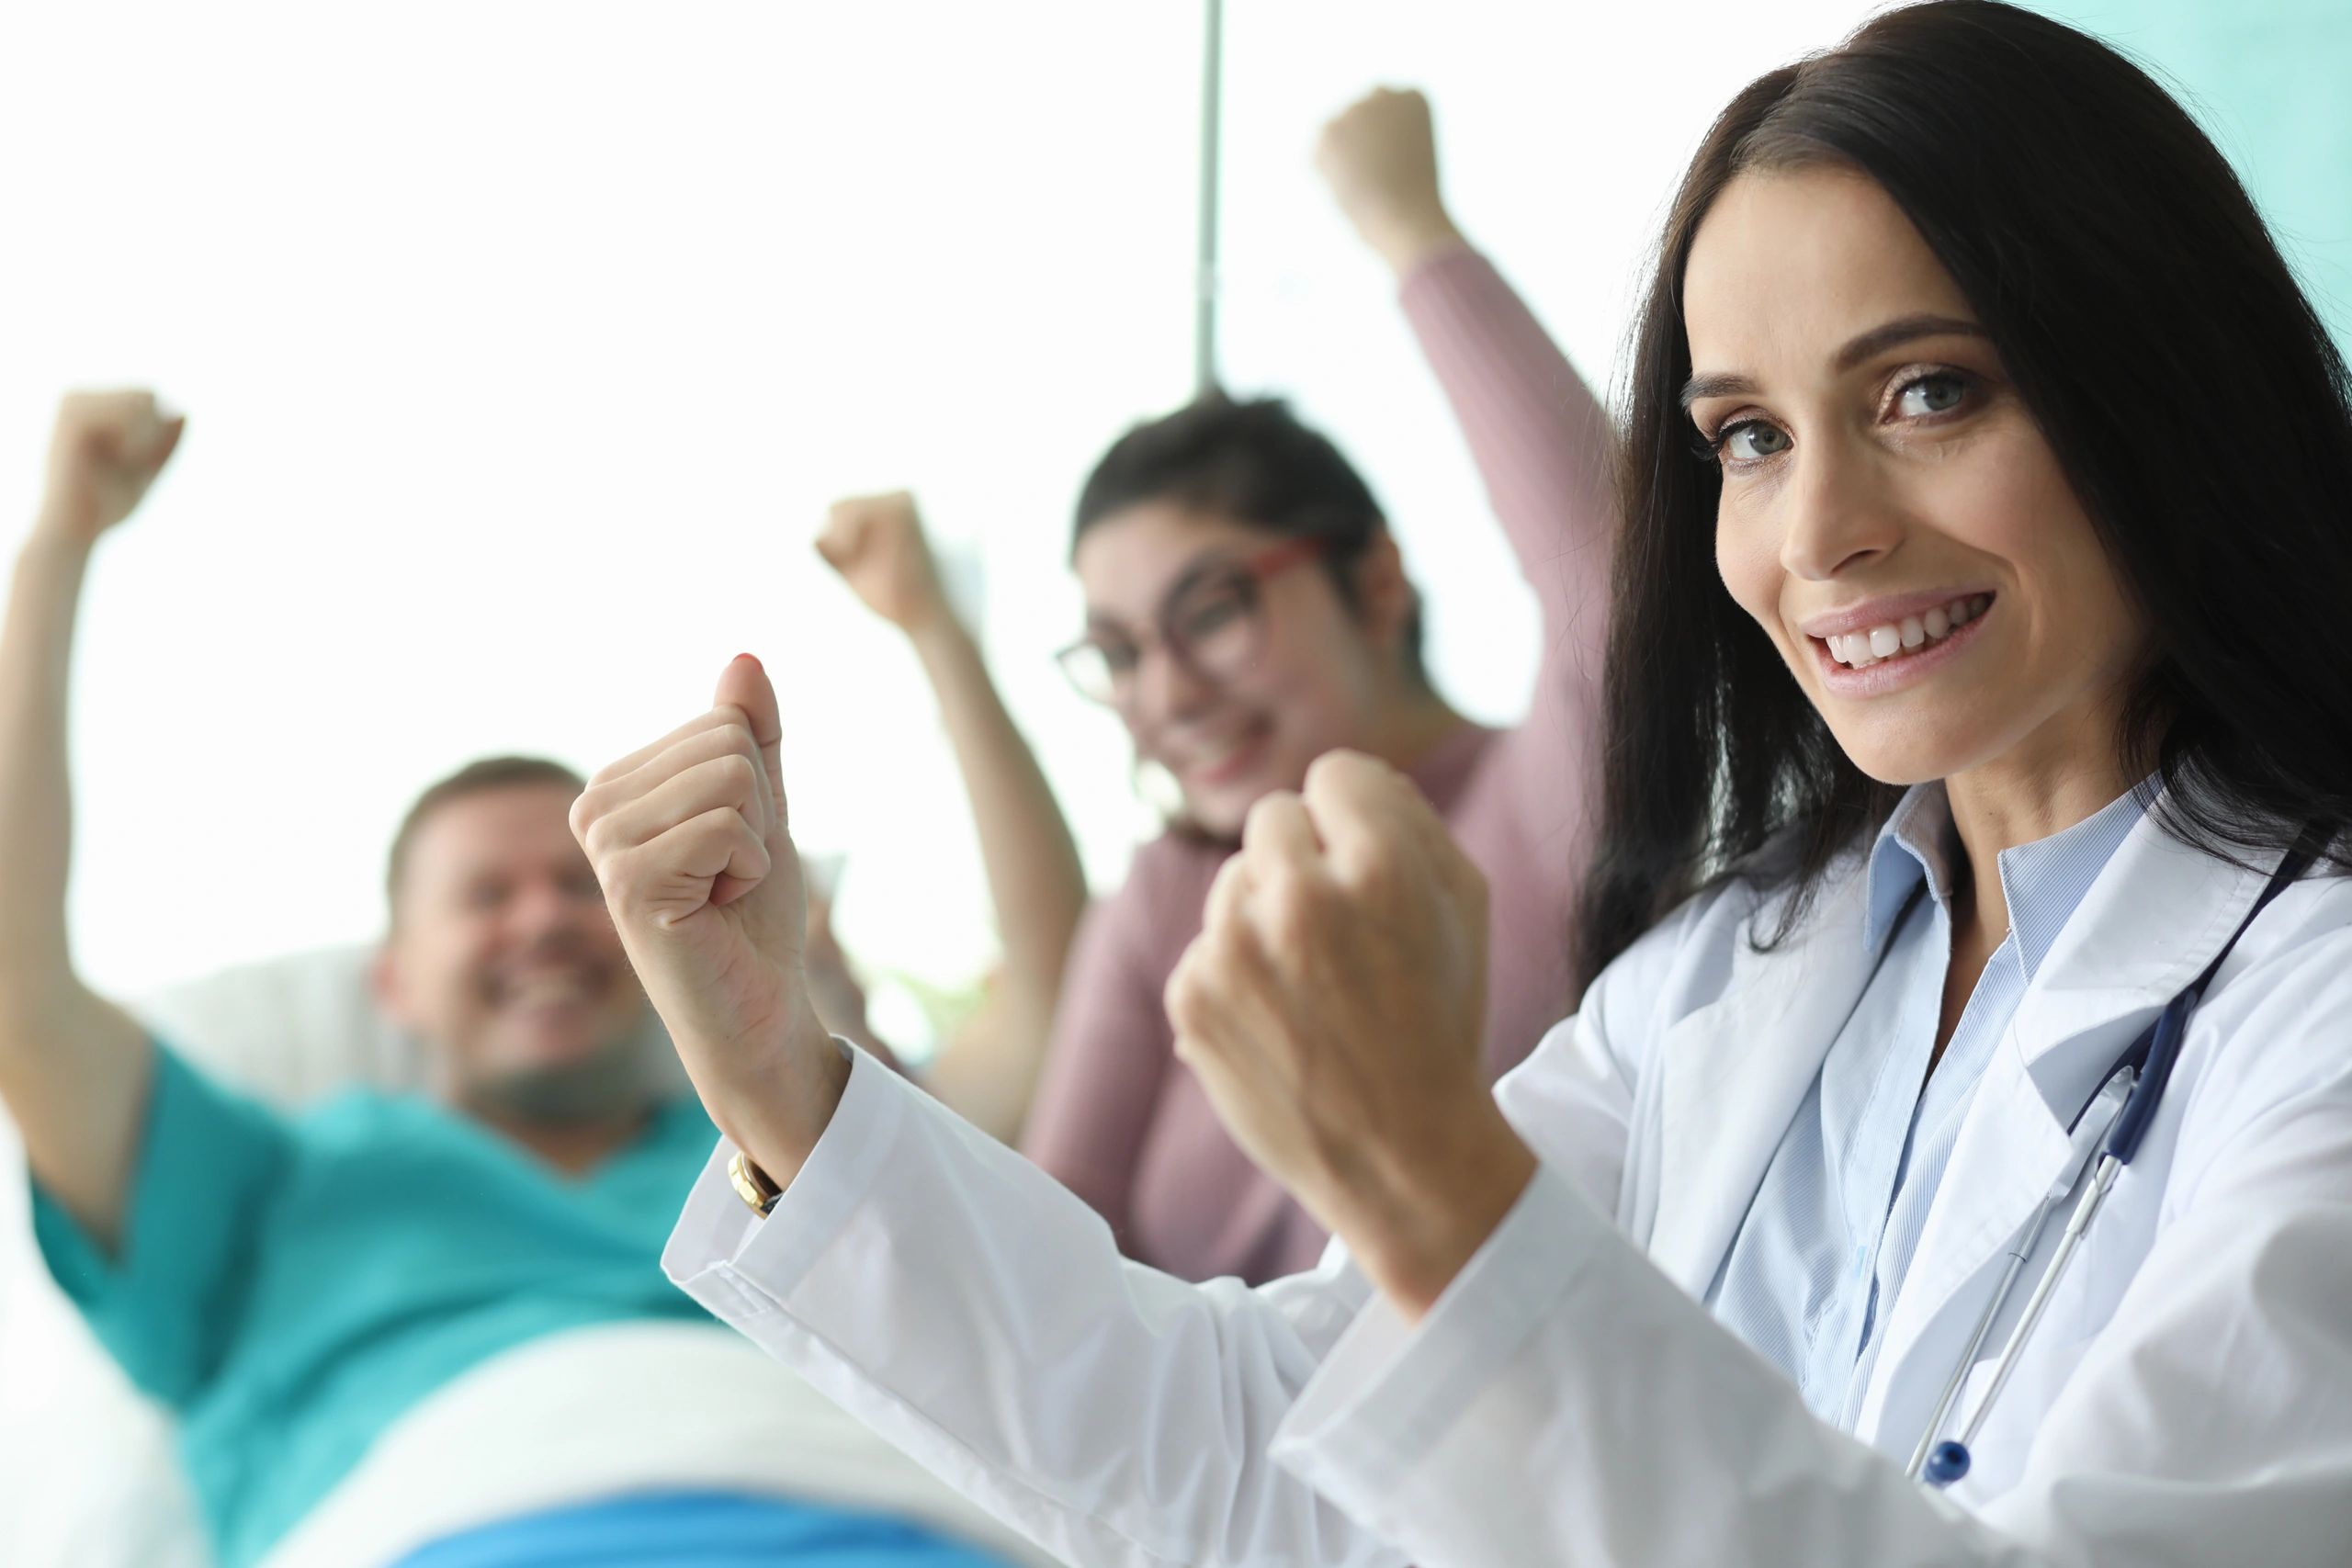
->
[713,653,787,833]
[150,413,188,470]
[814,521,851,573]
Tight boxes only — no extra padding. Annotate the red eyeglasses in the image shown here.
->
[1055,536,1334,707]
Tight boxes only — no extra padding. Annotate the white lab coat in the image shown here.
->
[663,805,2352,1567]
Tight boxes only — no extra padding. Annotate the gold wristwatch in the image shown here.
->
[729,1147,783,1217]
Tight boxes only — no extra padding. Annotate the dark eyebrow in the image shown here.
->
[1679,314,1991,410]
[1679,371,1758,410]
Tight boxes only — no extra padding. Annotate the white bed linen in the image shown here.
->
[262,1319,1059,1568]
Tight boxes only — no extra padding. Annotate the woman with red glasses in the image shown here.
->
[819,85,1613,1286]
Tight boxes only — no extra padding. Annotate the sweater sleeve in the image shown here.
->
[1398,245,1614,861]
[1017,852,1187,1250]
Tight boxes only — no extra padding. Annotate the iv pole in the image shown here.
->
[1195,0,1224,393]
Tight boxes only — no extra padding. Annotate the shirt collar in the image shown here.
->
[1998,785,2148,980]
[1864,784,1958,951]
[1860,781,2150,978]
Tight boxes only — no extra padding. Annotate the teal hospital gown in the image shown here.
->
[31,1044,720,1568]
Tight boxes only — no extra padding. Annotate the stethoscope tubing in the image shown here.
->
[1904,1126,2112,1482]
[1905,829,2326,1490]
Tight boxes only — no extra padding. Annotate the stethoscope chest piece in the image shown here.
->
[1923,1441,1972,1487]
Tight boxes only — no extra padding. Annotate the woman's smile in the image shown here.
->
[1805,592,1995,696]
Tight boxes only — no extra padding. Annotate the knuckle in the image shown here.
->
[599,846,646,905]
[1260,873,1325,954]
[1163,955,1203,1030]
[1300,751,1348,797]
[715,751,759,797]
[579,808,624,863]
[1240,790,1295,842]
[1449,847,1489,904]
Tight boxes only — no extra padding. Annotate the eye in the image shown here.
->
[1094,638,1141,674]
[1175,587,1250,641]
[1719,419,1791,463]
[1894,370,1970,418]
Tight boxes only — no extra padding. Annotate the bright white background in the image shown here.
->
[0,0,1876,1015]
[0,3,1880,1551]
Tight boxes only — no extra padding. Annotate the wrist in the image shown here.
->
[695,1003,850,1190]
[1367,211,1468,280]
[906,611,976,667]
[16,526,94,579]
[1331,1095,1536,1321]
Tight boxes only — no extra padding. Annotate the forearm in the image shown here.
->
[907,615,1086,1133]
[665,1044,1396,1568]
[1397,247,1616,604]
[0,534,94,1008]
[0,532,151,1247]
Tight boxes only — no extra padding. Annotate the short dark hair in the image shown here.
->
[386,756,587,910]
[1578,0,2352,987]
[1074,392,1429,684]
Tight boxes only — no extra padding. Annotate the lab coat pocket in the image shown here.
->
[1938,1318,2102,1503]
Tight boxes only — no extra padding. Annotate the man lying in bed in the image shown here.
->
[0,392,1035,1568]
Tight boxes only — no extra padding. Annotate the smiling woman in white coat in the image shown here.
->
[571,4,2352,1564]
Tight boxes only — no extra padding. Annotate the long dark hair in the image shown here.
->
[1577,0,2352,987]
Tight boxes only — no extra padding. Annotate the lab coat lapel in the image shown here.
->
[1648,868,1876,1295]
[1860,806,2271,1434]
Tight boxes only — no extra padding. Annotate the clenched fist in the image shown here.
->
[37,390,186,547]
[572,656,846,1176]
[1313,87,1464,278]
[817,491,952,636]
[1165,751,1533,1315]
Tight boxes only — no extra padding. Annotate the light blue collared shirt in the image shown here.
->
[1705,782,2146,1427]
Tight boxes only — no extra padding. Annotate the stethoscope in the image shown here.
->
[1905,832,2324,1489]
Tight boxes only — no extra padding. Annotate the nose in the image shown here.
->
[1126,638,1216,732]
[507,877,586,942]
[1779,434,1903,581]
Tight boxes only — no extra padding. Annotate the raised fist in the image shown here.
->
[1164,751,1492,1241]
[572,656,842,1161]
[817,491,951,635]
[39,390,186,547]
[1313,87,1464,276]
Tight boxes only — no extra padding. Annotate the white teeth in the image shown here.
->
[1824,595,1989,669]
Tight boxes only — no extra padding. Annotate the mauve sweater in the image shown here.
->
[1019,245,1616,1285]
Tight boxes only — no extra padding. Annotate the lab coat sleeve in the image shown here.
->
[1268,1000,2352,1568]
[1270,1160,2034,1567]
[662,1043,1406,1568]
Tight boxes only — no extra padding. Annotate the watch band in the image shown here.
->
[728,1147,783,1217]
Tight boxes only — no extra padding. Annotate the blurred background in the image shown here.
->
[0,0,2342,1044]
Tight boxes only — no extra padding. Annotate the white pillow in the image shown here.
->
[0,944,679,1567]
[136,943,424,1107]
